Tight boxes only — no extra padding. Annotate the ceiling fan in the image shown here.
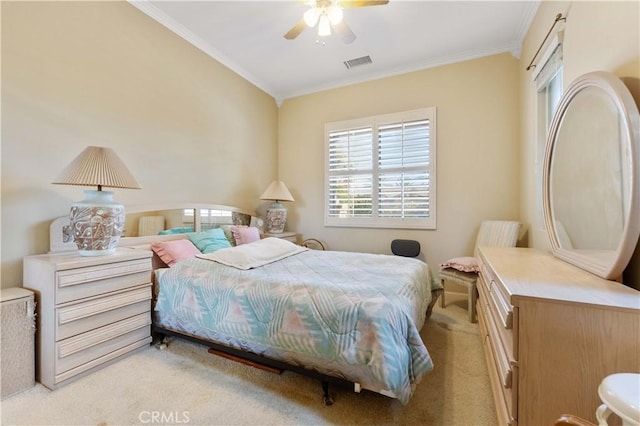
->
[284,0,389,44]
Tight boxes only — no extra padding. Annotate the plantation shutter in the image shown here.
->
[327,127,373,218]
[377,119,431,219]
[325,107,436,229]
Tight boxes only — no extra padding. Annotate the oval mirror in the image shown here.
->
[543,71,640,280]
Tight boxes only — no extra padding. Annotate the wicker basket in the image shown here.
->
[1,288,36,399]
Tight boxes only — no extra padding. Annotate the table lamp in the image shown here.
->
[260,180,294,234]
[53,146,141,256]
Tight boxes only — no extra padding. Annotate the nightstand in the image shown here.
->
[263,231,298,243]
[23,248,153,389]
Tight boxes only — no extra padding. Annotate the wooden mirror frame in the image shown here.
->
[542,71,640,280]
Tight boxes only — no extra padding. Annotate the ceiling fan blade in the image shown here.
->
[333,21,356,44]
[284,18,307,40]
[340,0,389,8]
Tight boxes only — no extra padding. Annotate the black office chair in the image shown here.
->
[391,239,421,257]
[391,239,442,318]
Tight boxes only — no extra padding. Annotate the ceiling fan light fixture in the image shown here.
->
[304,8,321,27]
[285,0,388,43]
[327,6,343,25]
[318,14,331,36]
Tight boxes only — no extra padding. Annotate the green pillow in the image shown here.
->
[188,228,232,253]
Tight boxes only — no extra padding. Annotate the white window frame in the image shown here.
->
[324,107,437,229]
[534,33,564,227]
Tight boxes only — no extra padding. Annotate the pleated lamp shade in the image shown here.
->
[53,146,141,190]
[53,146,140,256]
[259,181,294,202]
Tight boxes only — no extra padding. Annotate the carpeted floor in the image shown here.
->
[0,293,496,425]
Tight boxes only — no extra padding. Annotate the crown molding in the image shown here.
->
[128,1,539,104]
[277,44,518,102]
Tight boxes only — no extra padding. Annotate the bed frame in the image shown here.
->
[152,290,442,405]
[153,325,355,405]
[49,202,442,405]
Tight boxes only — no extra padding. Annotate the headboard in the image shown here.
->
[50,203,261,253]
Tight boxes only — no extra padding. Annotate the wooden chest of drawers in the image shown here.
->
[477,247,640,425]
[24,248,153,389]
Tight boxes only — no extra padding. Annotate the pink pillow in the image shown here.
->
[151,239,201,267]
[231,226,261,245]
[440,256,480,273]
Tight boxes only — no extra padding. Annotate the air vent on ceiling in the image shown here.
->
[344,55,373,70]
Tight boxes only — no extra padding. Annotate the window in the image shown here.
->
[536,45,563,132]
[182,208,233,230]
[534,38,563,227]
[325,107,436,229]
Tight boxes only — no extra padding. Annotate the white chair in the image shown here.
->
[554,373,640,426]
[596,373,640,426]
[439,220,521,322]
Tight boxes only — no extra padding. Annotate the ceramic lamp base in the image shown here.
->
[69,190,125,256]
[265,203,287,234]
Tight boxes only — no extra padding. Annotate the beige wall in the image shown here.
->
[519,1,640,285]
[3,1,638,289]
[279,53,521,275]
[1,1,278,287]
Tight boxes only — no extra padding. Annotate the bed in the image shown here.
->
[49,203,442,405]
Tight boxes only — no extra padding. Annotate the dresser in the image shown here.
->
[23,248,153,389]
[477,247,640,426]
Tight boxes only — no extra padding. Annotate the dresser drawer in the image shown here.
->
[485,306,513,390]
[56,285,151,340]
[482,266,519,361]
[477,275,491,337]
[481,263,513,329]
[486,291,516,360]
[55,338,150,387]
[56,259,151,303]
[478,268,518,423]
[478,305,515,426]
[55,312,150,377]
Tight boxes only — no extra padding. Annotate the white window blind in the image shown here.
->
[325,107,436,229]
